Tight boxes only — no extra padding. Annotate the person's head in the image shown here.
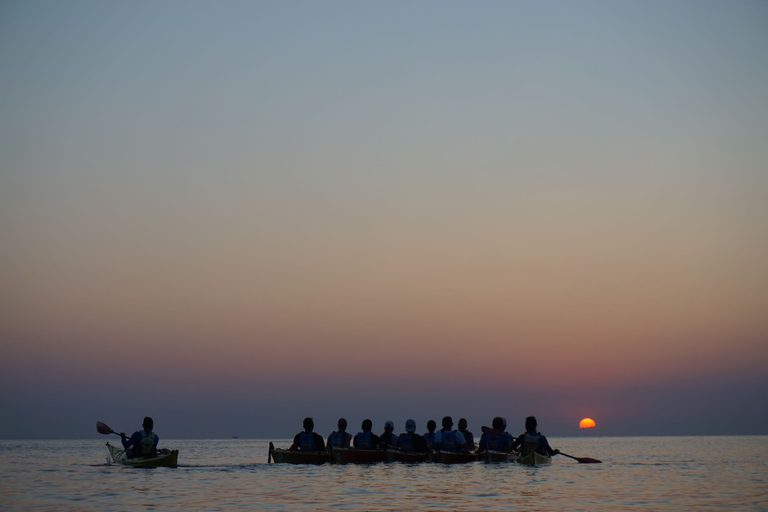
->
[441,416,453,430]
[384,420,394,432]
[458,418,468,431]
[362,419,372,432]
[337,418,347,431]
[405,419,416,434]
[427,420,436,433]
[143,417,153,431]
[492,416,505,431]
[303,417,314,431]
[525,416,537,433]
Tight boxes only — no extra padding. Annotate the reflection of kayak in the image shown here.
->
[478,450,518,463]
[268,442,330,464]
[433,451,478,464]
[106,442,178,468]
[330,447,385,464]
[517,451,552,465]
[385,448,431,463]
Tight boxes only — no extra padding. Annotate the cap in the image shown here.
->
[384,420,395,429]
[405,419,416,433]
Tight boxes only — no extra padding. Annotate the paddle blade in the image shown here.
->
[96,421,115,435]
[576,457,602,464]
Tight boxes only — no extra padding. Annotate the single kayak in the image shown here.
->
[517,451,552,465]
[105,442,178,468]
[384,448,431,463]
[330,447,385,464]
[478,450,518,463]
[432,451,478,464]
[268,442,330,464]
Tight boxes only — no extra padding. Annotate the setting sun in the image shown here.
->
[579,418,597,428]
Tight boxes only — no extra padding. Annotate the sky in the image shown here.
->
[1,0,766,439]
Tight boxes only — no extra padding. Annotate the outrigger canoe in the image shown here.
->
[478,450,518,463]
[516,451,552,465]
[268,442,330,464]
[106,442,178,468]
[432,451,478,464]
[384,448,431,463]
[330,447,385,464]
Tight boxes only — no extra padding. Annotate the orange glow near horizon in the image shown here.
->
[579,418,597,428]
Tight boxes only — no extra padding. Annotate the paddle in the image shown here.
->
[97,421,122,437]
[481,426,516,440]
[557,451,602,464]
[268,442,273,464]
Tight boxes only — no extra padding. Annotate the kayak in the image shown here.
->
[106,442,178,468]
[432,451,478,464]
[478,450,518,463]
[384,448,431,463]
[268,442,330,464]
[517,451,552,465]
[330,447,385,464]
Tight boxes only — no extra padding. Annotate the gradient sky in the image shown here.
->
[1,0,766,439]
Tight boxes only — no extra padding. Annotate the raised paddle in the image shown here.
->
[557,451,602,464]
[96,421,122,437]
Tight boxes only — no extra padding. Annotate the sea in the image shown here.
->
[1,436,766,511]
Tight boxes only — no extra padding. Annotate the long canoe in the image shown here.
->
[517,451,552,465]
[432,451,478,464]
[385,448,431,463]
[106,442,178,468]
[478,450,518,463]
[330,447,385,464]
[268,442,330,464]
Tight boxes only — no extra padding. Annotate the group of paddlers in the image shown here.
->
[289,415,560,457]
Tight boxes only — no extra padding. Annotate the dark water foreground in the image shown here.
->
[1,437,766,510]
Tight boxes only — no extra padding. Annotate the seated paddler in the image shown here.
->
[478,416,513,452]
[289,417,326,452]
[458,418,476,450]
[327,417,352,449]
[396,419,430,454]
[353,419,383,450]
[434,416,470,453]
[511,416,559,457]
[120,416,159,458]
[423,419,437,450]
[380,420,399,447]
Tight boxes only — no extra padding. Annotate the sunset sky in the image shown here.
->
[1,0,766,439]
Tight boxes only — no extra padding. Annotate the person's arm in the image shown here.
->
[372,434,383,449]
[120,432,139,450]
[344,432,352,448]
[288,433,301,451]
[541,435,560,456]
[314,433,325,452]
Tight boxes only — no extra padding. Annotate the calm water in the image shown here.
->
[1,437,767,510]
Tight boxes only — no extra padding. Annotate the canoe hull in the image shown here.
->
[517,451,552,465]
[269,442,330,464]
[330,447,385,464]
[106,442,178,468]
[385,449,431,463]
[433,451,478,464]
[478,450,518,463]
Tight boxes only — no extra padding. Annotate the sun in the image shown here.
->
[579,418,596,429]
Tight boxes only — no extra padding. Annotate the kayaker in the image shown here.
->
[353,419,384,449]
[289,417,326,452]
[120,416,158,458]
[327,417,352,449]
[434,416,470,453]
[380,420,399,447]
[458,418,476,450]
[511,416,560,457]
[423,419,437,449]
[396,419,431,454]
[478,416,513,452]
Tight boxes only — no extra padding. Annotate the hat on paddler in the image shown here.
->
[405,419,416,433]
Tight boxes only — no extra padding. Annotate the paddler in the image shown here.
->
[510,416,560,457]
[289,417,326,452]
[327,417,352,449]
[478,416,513,452]
[434,416,470,453]
[396,419,431,454]
[423,419,437,449]
[120,416,159,458]
[457,418,476,450]
[380,420,399,447]
[353,419,384,449]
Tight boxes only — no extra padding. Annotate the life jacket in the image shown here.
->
[439,430,459,452]
[520,433,542,456]
[328,431,346,448]
[355,431,373,449]
[139,430,156,456]
[300,432,317,451]
[423,432,435,449]
[381,432,398,446]
[398,434,414,452]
